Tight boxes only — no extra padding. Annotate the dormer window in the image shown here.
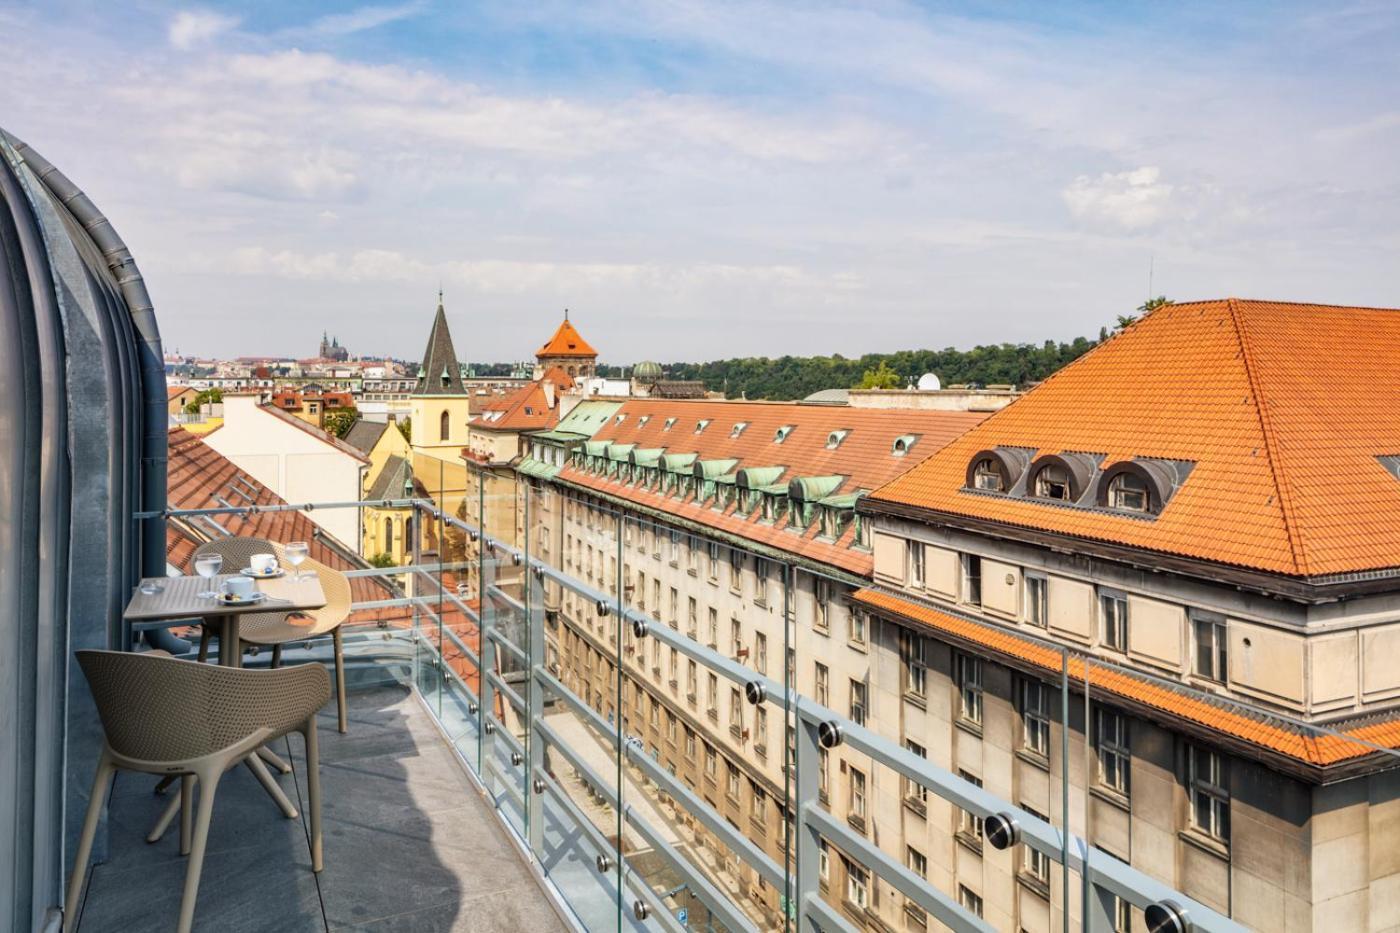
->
[696,419,711,434]
[972,459,1004,491]
[730,422,749,438]
[1107,472,1149,512]
[1034,464,1072,501]
[638,415,651,428]
[892,434,918,457]
[614,414,626,425]
[826,429,850,450]
[774,425,794,443]
[663,417,677,431]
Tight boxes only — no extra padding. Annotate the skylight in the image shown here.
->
[826,429,850,450]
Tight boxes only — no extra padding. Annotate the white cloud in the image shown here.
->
[304,2,427,37]
[168,10,239,50]
[1062,167,1175,231]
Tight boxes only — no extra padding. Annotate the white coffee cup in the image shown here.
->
[222,576,257,600]
[250,553,278,574]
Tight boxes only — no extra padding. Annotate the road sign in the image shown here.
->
[676,907,688,927]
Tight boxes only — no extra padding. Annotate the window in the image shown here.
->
[754,632,767,675]
[956,771,983,843]
[1094,709,1130,796]
[707,542,720,580]
[956,653,982,725]
[705,744,717,778]
[707,673,718,716]
[819,746,830,799]
[686,660,697,700]
[1107,471,1149,512]
[383,517,394,552]
[850,680,867,726]
[846,860,869,910]
[652,579,661,619]
[687,596,697,634]
[1025,574,1048,627]
[904,739,927,805]
[1020,679,1051,758]
[726,762,741,799]
[849,767,867,821]
[750,783,766,821]
[961,554,982,607]
[729,549,744,593]
[849,610,866,647]
[814,577,831,631]
[814,663,829,707]
[1100,590,1129,651]
[972,458,1004,491]
[957,886,983,918]
[669,587,678,626]
[819,841,830,884]
[906,847,927,879]
[729,687,743,728]
[1034,464,1072,501]
[1194,614,1228,682]
[685,727,696,758]
[439,409,450,441]
[1189,746,1230,842]
[1110,892,1131,932]
[903,631,927,698]
[731,617,743,657]
[906,540,924,587]
[754,706,767,750]
[1021,806,1051,887]
[707,608,718,647]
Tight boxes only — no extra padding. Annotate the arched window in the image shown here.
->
[972,458,1004,491]
[1108,472,1150,512]
[439,409,450,441]
[404,514,414,551]
[384,517,394,552]
[567,365,577,377]
[1033,464,1072,501]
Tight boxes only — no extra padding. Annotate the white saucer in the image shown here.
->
[217,592,267,607]
[240,567,285,579]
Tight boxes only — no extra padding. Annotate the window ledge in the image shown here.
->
[954,719,984,740]
[1015,749,1050,773]
[847,813,867,835]
[902,691,927,711]
[847,640,869,654]
[1017,873,1051,901]
[1178,828,1230,861]
[1090,785,1131,813]
[955,831,983,856]
[902,796,927,819]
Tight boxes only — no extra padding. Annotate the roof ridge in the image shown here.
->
[1227,298,1308,575]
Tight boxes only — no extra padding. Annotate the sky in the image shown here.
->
[2,1,1398,364]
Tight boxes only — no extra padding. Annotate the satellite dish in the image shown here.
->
[916,373,941,391]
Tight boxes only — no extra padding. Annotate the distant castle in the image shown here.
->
[319,331,350,362]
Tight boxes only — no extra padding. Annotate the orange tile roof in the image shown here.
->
[537,315,597,358]
[470,381,559,432]
[257,403,371,463]
[540,365,576,389]
[869,299,1400,578]
[168,386,195,400]
[557,400,988,574]
[855,587,1398,768]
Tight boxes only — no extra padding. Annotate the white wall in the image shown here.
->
[203,396,364,548]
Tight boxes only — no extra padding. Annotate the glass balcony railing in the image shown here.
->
[133,476,1398,933]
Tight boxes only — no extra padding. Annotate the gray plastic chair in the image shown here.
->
[64,650,330,933]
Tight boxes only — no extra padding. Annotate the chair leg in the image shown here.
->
[64,752,115,933]
[333,626,348,734]
[179,775,194,856]
[271,643,282,668]
[177,767,220,933]
[243,756,298,819]
[197,626,211,664]
[304,719,323,872]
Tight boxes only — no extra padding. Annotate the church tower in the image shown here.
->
[534,309,598,380]
[408,292,471,465]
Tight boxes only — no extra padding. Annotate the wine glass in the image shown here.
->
[194,553,223,598]
[285,541,309,583]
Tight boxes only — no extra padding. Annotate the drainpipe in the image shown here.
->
[6,132,182,651]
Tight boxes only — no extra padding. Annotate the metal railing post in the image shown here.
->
[1061,648,1071,933]
[524,485,545,856]
[794,702,821,932]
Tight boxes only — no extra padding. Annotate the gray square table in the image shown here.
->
[124,572,327,668]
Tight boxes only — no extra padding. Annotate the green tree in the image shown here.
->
[368,552,397,568]
[397,418,411,442]
[323,409,358,439]
[1116,296,1171,333]
[183,387,222,414]
[855,361,902,389]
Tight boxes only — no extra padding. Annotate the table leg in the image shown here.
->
[220,615,239,667]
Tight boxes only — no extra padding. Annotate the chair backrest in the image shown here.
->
[271,545,354,632]
[189,536,278,574]
[76,650,330,763]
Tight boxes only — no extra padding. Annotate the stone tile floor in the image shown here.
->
[72,684,568,932]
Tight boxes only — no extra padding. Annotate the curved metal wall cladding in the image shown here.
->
[0,127,167,930]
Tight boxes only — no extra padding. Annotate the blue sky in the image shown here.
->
[2,1,1398,363]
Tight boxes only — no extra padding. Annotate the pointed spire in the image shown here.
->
[414,292,464,396]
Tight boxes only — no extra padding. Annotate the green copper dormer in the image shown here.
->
[737,466,787,514]
[788,475,847,529]
[692,458,739,502]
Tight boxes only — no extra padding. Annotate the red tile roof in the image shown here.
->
[257,403,371,463]
[856,587,1400,768]
[166,427,395,625]
[537,316,597,358]
[869,299,1400,578]
[557,400,988,575]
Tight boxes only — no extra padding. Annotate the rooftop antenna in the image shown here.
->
[564,307,569,321]
[1147,253,1155,302]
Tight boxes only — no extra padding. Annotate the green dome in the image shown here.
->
[634,360,663,380]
